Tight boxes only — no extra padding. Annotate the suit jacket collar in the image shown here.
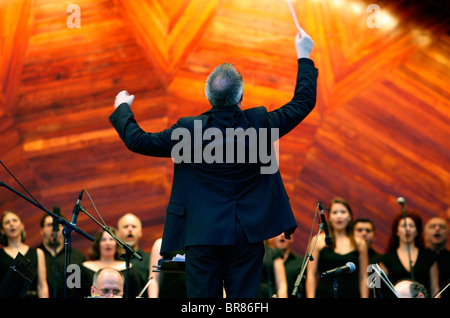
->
[203,105,242,114]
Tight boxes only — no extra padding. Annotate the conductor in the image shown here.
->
[109,27,317,298]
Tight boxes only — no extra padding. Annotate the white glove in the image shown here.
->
[295,27,314,59]
[114,90,135,108]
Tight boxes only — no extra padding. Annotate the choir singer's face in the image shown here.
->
[353,222,375,246]
[99,231,118,257]
[396,217,417,245]
[329,203,352,231]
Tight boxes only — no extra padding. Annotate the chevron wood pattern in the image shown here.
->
[0,0,449,258]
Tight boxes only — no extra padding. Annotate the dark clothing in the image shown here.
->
[427,248,450,298]
[380,248,437,294]
[0,248,39,298]
[258,247,304,298]
[259,247,284,298]
[37,243,86,298]
[131,248,151,296]
[368,247,382,265]
[185,219,264,298]
[316,247,361,298]
[110,58,318,297]
[158,250,187,298]
[284,251,305,297]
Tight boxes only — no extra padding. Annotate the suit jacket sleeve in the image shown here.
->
[265,58,318,137]
[109,103,182,157]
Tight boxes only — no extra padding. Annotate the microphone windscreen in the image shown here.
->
[396,197,405,205]
[346,262,356,273]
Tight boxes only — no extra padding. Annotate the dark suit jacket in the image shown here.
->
[110,58,318,253]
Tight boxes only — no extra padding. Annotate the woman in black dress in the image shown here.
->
[380,210,439,297]
[306,198,369,298]
[0,210,49,297]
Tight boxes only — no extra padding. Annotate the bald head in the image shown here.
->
[91,267,124,298]
[394,279,428,298]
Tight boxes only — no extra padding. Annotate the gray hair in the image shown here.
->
[409,280,429,298]
[205,63,243,107]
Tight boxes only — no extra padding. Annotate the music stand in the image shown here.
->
[369,264,400,298]
[0,252,37,298]
[137,277,153,298]
[150,256,186,298]
[152,258,186,274]
[433,278,450,298]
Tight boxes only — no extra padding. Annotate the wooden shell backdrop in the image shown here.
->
[1,0,449,256]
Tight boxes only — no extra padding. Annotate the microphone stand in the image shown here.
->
[53,213,59,298]
[400,201,414,280]
[0,181,94,298]
[79,206,143,298]
[331,277,339,298]
[291,201,322,298]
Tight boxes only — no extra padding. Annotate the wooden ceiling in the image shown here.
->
[0,0,449,256]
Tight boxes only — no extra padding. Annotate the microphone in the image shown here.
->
[321,262,356,278]
[318,201,333,246]
[70,190,83,226]
[397,196,406,216]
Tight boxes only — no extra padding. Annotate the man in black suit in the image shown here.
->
[109,27,318,298]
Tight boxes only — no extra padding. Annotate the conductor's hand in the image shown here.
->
[295,27,314,59]
[114,90,135,108]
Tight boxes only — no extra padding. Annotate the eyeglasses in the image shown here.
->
[92,286,123,298]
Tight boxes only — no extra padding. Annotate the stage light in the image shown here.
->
[350,1,363,15]
[381,11,398,30]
